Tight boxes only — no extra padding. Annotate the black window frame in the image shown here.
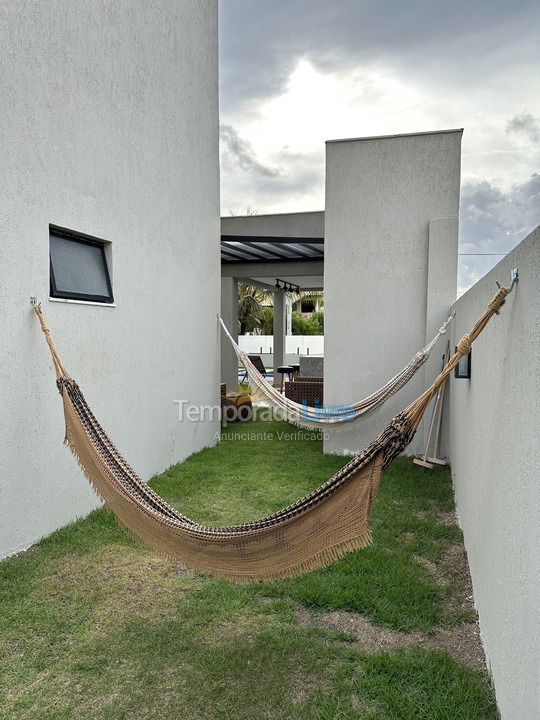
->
[454,348,472,379]
[49,226,114,304]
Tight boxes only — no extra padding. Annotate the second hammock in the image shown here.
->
[219,311,454,427]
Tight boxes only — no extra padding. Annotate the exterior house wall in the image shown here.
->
[0,1,220,559]
[220,277,239,389]
[222,211,324,238]
[447,228,540,720]
[323,131,462,455]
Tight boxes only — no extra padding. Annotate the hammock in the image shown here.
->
[219,311,455,427]
[34,287,510,582]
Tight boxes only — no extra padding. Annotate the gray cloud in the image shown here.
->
[458,174,540,290]
[506,112,540,143]
[220,0,540,111]
[220,144,324,215]
[220,124,282,178]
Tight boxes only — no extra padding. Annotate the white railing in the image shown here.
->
[238,335,324,356]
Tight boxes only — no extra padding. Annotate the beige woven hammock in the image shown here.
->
[34,287,510,582]
[218,311,455,427]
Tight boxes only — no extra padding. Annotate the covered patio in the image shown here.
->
[220,212,324,389]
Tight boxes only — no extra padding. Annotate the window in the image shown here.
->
[49,227,113,303]
[454,348,472,379]
[301,300,315,313]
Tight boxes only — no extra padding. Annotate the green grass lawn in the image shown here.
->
[0,419,498,719]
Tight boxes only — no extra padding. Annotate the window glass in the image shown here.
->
[50,230,113,302]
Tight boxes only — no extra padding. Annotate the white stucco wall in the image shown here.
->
[447,228,540,720]
[221,277,239,389]
[221,211,324,238]
[324,130,462,455]
[0,1,220,559]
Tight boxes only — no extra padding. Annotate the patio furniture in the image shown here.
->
[291,363,300,380]
[220,383,253,424]
[285,378,323,408]
[276,365,294,392]
[240,354,272,382]
[299,355,324,377]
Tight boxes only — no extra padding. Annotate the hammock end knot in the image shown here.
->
[489,287,508,315]
[457,333,472,356]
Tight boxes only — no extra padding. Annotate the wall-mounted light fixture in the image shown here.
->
[275,279,300,293]
[454,348,471,379]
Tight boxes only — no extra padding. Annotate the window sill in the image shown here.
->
[49,297,116,308]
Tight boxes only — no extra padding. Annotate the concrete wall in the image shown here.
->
[324,130,462,455]
[221,277,239,389]
[447,228,540,720]
[0,1,220,559]
[222,211,324,238]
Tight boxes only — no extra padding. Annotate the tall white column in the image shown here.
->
[220,277,238,389]
[273,289,286,386]
[323,130,462,455]
[425,217,458,455]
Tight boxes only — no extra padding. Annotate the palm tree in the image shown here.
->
[237,286,323,335]
[237,284,271,334]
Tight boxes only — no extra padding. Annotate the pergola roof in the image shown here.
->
[221,235,324,264]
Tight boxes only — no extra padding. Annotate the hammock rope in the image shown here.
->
[219,311,455,427]
[33,286,510,582]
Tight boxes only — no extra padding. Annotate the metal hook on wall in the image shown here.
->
[496,268,519,293]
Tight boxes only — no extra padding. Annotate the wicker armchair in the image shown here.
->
[284,378,324,408]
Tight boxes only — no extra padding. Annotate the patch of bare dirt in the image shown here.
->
[299,609,425,653]
[411,508,456,525]
[297,606,485,672]
[414,542,476,617]
[437,510,457,525]
[425,622,485,671]
[296,541,486,672]
[413,555,446,585]
[441,543,475,615]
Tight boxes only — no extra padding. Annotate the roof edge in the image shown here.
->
[326,128,464,145]
[221,210,324,220]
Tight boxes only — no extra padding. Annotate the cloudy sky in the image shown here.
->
[218,1,540,292]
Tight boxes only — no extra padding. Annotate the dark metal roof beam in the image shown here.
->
[220,245,270,261]
[251,245,299,260]
[266,243,318,259]
[300,243,325,255]
[221,249,249,261]
[221,242,278,261]
[221,234,323,245]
